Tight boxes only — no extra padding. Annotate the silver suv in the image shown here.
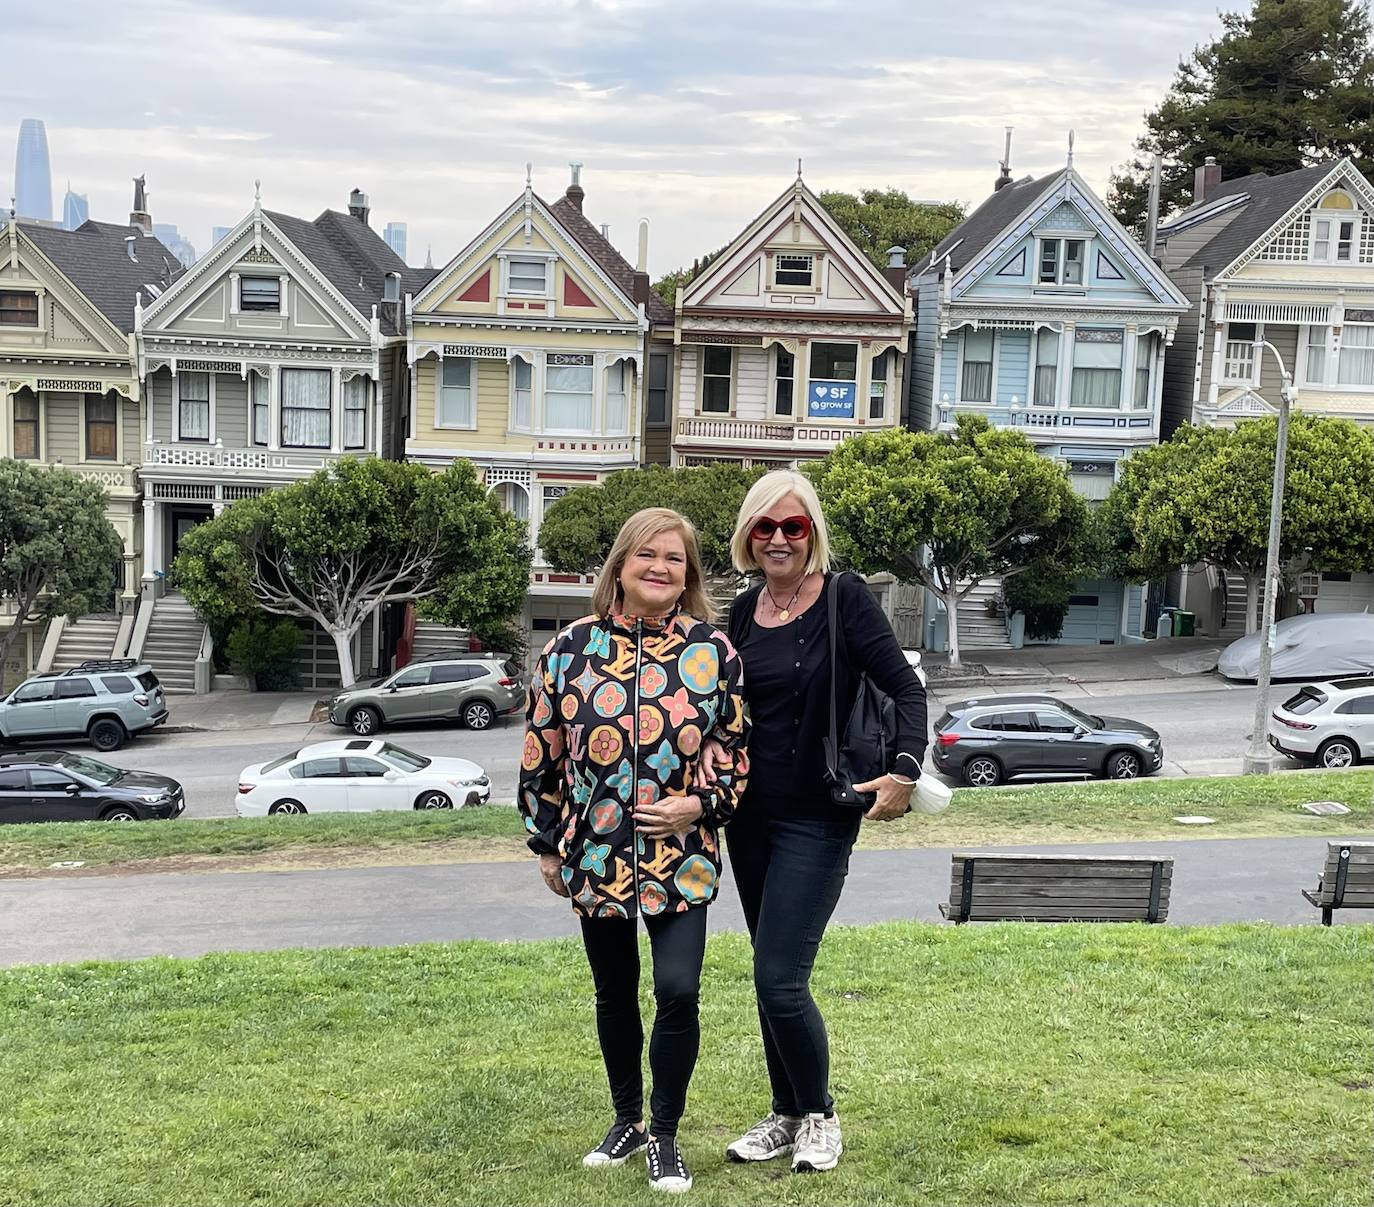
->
[0,660,169,753]
[327,653,525,736]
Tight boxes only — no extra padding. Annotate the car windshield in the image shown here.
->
[260,752,300,774]
[1282,687,1327,715]
[55,753,120,785]
[377,743,430,772]
[1051,701,1103,729]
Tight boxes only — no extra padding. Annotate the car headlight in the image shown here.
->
[447,778,478,788]
[137,793,168,803]
[1138,736,1160,747]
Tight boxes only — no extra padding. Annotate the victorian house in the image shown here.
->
[670,174,911,473]
[1,200,179,685]
[907,157,1189,649]
[134,188,425,688]
[1156,157,1374,635]
[404,168,672,657]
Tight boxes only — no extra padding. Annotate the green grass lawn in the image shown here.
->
[0,770,1369,875]
[0,923,1366,1206]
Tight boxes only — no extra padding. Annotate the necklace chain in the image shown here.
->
[764,577,806,622]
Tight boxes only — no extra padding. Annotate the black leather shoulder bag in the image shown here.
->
[822,572,898,809]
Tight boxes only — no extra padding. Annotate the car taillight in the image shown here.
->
[1272,711,1315,730]
[133,694,149,707]
[936,732,961,747]
[498,677,517,687]
[237,782,255,794]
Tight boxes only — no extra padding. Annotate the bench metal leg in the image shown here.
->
[1322,907,1332,927]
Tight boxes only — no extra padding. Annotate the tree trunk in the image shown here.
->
[1244,574,1261,636]
[330,625,358,688]
[939,587,963,668]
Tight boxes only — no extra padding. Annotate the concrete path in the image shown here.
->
[0,835,1362,967]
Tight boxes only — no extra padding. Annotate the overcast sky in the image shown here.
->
[6,0,1225,276]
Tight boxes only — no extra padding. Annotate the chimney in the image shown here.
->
[636,219,649,273]
[1193,156,1222,205]
[1145,153,1163,256]
[600,223,610,241]
[993,126,1014,191]
[884,246,907,292]
[348,188,370,225]
[129,174,152,234]
[124,235,138,263]
[565,162,585,213]
[383,271,401,303]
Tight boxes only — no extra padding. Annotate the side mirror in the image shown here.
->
[383,770,401,781]
[64,782,82,795]
[387,684,400,693]
[1073,726,1089,738]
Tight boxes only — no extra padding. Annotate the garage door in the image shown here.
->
[1058,579,1124,645]
[1316,572,1374,614]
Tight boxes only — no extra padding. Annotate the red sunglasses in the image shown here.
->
[749,514,813,542]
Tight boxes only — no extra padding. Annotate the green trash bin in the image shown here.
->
[1173,610,1195,637]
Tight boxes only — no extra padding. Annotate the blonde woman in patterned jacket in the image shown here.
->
[519,506,749,1193]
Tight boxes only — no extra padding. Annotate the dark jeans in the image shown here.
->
[579,906,708,1139]
[726,806,861,1116]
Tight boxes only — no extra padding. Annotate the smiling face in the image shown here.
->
[618,528,688,617]
[749,491,813,584]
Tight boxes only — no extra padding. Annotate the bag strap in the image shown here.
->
[825,571,842,776]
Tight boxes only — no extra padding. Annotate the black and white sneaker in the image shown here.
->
[582,1120,647,1168]
[645,1135,693,1193]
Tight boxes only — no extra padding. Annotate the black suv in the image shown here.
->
[932,694,1164,787]
[0,751,184,823]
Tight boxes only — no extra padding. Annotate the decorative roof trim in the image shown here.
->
[9,227,135,353]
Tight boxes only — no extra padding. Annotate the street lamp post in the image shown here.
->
[1243,340,1298,775]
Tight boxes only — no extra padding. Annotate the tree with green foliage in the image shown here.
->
[1099,416,1374,633]
[224,616,303,691]
[652,244,729,308]
[808,416,1092,667]
[0,460,123,688]
[173,457,530,687]
[538,463,763,600]
[816,189,965,270]
[1109,0,1374,230]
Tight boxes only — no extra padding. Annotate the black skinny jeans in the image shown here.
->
[579,906,708,1139]
[725,806,861,1116]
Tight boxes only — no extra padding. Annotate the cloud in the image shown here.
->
[5,0,1221,273]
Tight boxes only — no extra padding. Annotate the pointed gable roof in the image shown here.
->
[21,219,183,333]
[917,172,1060,276]
[549,196,673,324]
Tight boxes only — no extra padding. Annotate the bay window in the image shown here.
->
[774,347,795,417]
[545,355,594,432]
[281,368,331,448]
[250,373,269,445]
[438,357,473,427]
[809,342,858,418]
[12,388,38,458]
[1033,328,1058,404]
[869,349,890,420]
[1338,325,1374,387]
[1304,325,1329,384]
[605,361,628,435]
[701,347,733,413]
[959,330,993,403]
[177,372,210,441]
[512,358,532,430]
[343,377,368,449]
[1133,334,1153,410]
[1071,328,1123,408]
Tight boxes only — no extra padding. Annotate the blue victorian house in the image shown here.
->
[907,153,1190,649]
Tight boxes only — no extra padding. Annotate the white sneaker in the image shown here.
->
[725,1112,804,1162]
[791,1111,842,1172]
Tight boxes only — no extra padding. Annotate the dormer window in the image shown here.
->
[1038,239,1085,286]
[508,259,548,295]
[1311,190,1359,264]
[240,277,281,312]
[0,290,39,326]
[774,254,814,288]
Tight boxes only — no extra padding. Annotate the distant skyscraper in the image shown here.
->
[211,226,232,247]
[152,223,197,269]
[14,119,53,221]
[62,185,89,230]
[384,221,408,262]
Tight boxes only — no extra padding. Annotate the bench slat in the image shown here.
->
[950,883,1169,902]
[955,907,1165,921]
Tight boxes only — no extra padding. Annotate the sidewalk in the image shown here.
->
[164,689,323,733]
[924,636,1225,688]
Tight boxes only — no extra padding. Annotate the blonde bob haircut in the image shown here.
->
[592,507,715,622]
[730,469,832,576]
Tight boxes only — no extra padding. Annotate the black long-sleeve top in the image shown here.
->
[728,571,928,819]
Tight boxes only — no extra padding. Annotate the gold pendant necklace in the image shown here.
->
[765,579,804,622]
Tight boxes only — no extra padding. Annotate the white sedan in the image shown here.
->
[236,739,491,816]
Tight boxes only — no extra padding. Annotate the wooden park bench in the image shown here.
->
[1302,841,1374,926]
[939,853,1173,924]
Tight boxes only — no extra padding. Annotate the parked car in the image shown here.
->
[931,694,1164,787]
[236,739,491,816]
[326,654,524,736]
[0,660,168,753]
[1218,612,1374,681]
[902,649,929,688]
[1268,676,1374,768]
[0,750,184,823]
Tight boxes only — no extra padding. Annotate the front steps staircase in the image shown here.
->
[47,614,122,674]
[955,580,1013,651]
[137,592,206,694]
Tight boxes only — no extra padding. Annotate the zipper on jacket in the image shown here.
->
[631,617,643,914]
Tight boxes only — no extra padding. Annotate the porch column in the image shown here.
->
[1206,287,1224,411]
[141,499,159,582]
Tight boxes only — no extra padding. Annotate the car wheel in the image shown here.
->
[462,700,494,731]
[416,790,453,810]
[101,805,139,822]
[88,718,127,753]
[962,756,1002,788]
[349,706,381,737]
[269,799,308,816]
[1316,738,1358,769]
[1106,751,1142,780]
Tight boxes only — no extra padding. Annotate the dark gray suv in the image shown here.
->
[932,694,1164,787]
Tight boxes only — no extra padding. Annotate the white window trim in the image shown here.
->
[604,357,631,437]
[1297,322,1335,389]
[1330,322,1374,391]
[342,374,370,451]
[280,366,335,450]
[249,371,270,447]
[508,352,534,434]
[768,344,796,418]
[238,275,283,314]
[772,252,816,290]
[867,347,891,422]
[497,252,557,298]
[698,345,735,416]
[1035,235,1090,289]
[435,357,477,431]
[1031,325,1060,407]
[804,340,864,422]
[1068,327,1128,410]
[80,391,122,463]
[955,329,997,407]
[1221,322,1262,386]
[0,286,44,331]
[1309,207,1361,265]
[173,371,216,443]
[542,354,597,436]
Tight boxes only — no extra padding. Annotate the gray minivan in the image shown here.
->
[327,654,524,736]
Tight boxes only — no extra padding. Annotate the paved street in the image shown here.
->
[0,835,1359,966]
[67,675,1307,819]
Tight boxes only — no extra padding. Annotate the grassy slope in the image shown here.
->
[0,923,1367,1206]
[0,771,1368,874]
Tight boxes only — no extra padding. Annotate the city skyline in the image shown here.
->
[14,118,52,221]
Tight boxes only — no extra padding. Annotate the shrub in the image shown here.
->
[225,618,302,691]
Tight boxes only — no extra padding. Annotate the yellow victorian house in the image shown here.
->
[405,167,673,653]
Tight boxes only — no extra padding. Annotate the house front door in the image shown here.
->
[165,505,214,571]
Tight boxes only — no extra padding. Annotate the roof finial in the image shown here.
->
[253,179,263,252]
[1067,130,1075,169]
[526,161,533,189]
[797,157,803,181]
[254,179,262,208]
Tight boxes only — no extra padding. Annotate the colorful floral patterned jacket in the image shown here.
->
[519,609,749,920]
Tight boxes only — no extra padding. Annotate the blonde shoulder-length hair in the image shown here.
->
[591,507,715,622]
[730,470,831,576]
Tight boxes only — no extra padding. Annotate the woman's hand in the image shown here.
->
[694,738,728,789]
[637,794,705,839]
[538,852,570,897]
[853,774,915,822]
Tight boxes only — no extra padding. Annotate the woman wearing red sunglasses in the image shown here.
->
[700,469,927,1175]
